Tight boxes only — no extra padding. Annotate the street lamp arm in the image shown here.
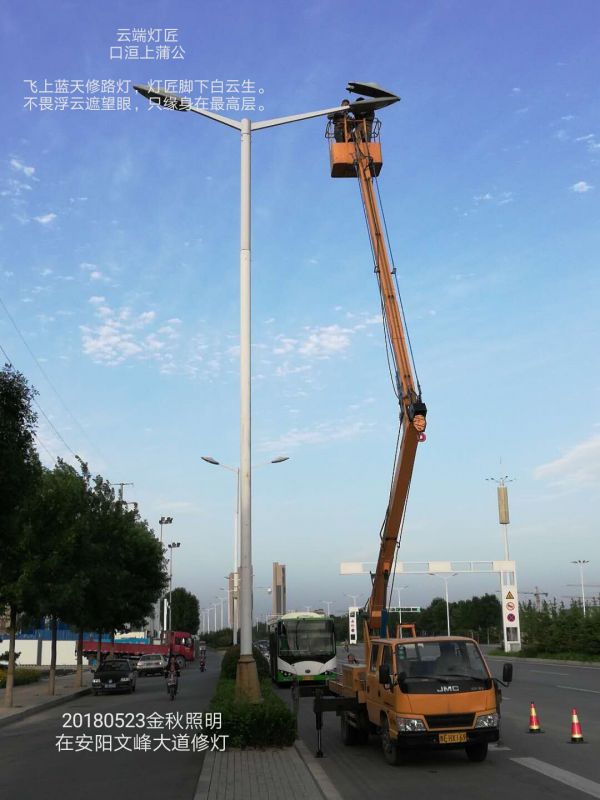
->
[134,84,242,129]
[252,96,400,132]
[251,104,350,131]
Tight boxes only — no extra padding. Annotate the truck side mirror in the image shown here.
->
[379,663,391,685]
[502,663,513,684]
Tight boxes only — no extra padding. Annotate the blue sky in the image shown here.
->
[2,0,599,623]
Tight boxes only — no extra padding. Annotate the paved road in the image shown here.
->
[0,657,221,800]
[283,647,600,800]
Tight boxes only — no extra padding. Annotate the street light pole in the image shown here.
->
[202,455,289,647]
[322,601,333,616]
[167,542,181,633]
[429,573,458,636]
[572,560,590,616]
[135,82,398,702]
[395,585,409,623]
[157,516,173,635]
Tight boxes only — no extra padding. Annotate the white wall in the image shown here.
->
[12,639,78,666]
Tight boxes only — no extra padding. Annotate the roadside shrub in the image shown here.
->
[203,629,236,649]
[220,645,270,680]
[0,668,41,689]
[0,651,20,663]
[210,677,296,747]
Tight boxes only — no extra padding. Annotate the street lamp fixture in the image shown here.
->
[135,79,399,702]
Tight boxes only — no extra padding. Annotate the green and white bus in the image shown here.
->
[268,611,337,686]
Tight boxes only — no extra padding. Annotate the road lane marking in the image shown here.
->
[529,670,568,676]
[556,685,600,694]
[512,758,600,798]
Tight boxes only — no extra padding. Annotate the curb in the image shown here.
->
[193,750,215,800]
[0,687,91,729]
[294,738,344,800]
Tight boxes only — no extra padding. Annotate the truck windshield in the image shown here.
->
[395,641,489,680]
[278,620,335,663]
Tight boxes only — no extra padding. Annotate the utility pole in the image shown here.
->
[109,482,134,502]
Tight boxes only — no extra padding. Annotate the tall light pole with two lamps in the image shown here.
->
[134,81,398,701]
[201,454,289,645]
[167,542,181,633]
[429,573,458,636]
[156,516,173,635]
[571,560,590,617]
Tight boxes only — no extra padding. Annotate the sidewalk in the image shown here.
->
[194,740,342,800]
[0,670,92,728]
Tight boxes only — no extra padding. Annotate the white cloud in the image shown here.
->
[570,181,593,193]
[90,270,104,281]
[34,212,57,225]
[10,157,35,178]
[260,419,374,451]
[80,303,174,367]
[298,324,352,358]
[273,336,297,355]
[534,434,600,490]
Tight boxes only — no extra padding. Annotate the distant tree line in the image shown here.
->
[330,593,503,643]
[0,364,168,707]
[519,600,600,658]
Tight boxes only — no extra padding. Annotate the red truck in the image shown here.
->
[81,631,195,668]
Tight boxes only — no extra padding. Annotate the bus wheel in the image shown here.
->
[465,742,488,762]
[380,716,403,766]
[340,712,357,745]
[176,656,185,669]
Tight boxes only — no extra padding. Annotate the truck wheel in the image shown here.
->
[340,712,357,745]
[176,656,185,669]
[380,717,403,766]
[465,742,488,762]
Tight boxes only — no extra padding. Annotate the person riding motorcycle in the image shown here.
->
[164,654,180,695]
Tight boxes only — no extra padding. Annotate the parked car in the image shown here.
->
[92,659,137,695]
[136,653,166,677]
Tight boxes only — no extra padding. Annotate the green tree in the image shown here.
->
[23,460,91,694]
[170,587,200,633]
[0,365,42,707]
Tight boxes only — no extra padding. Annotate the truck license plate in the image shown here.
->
[439,732,467,744]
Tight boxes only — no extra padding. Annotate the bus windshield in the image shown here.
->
[395,641,489,680]
[278,620,335,663]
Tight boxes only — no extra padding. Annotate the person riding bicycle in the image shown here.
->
[164,654,180,694]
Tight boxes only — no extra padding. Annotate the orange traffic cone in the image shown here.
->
[529,701,541,733]
[570,708,584,743]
